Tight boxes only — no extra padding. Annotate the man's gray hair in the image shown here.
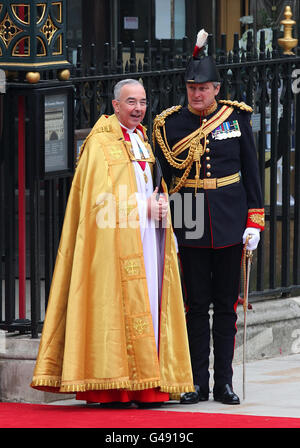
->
[113,79,143,100]
[213,81,221,89]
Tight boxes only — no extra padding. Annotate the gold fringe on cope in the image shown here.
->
[31,378,61,389]
[31,378,195,394]
[160,384,195,394]
[170,393,181,400]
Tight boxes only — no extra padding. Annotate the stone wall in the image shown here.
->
[0,333,74,403]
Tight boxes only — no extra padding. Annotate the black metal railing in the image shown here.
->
[0,30,300,336]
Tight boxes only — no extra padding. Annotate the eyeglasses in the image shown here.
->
[121,99,149,107]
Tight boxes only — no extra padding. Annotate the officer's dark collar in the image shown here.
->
[187,100,217,117]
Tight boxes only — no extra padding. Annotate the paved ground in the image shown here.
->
[50,353,300,419]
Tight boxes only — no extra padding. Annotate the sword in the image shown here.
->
[242,236,253,401]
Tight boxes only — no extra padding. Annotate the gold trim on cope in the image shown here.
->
[133,318,148,336]
[124,259,141,276]
[109,147,123,159]
[31,377,194,394]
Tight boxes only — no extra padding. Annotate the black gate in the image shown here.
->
[1,30,300,336]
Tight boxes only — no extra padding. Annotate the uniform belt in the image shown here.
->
[174,172,240,190]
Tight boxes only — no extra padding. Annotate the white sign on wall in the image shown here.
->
[124,17,139,30]
[0,69,6,93]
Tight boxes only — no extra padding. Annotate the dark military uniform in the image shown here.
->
[153,99,264,397]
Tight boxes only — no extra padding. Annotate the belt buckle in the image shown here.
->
[203,178,217,189]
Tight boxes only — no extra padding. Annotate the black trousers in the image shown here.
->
[179,244,243,393]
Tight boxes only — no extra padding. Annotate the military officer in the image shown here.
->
[153,30,264,405]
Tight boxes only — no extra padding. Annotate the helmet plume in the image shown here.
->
[192,29,208,58]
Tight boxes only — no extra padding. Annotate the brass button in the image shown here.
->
[207,164,211,169]
[206,148,210,153]
[206,156,210,160]
[207,172,211,177]
[206,139,210,144]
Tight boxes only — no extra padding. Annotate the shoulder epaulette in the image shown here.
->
[219,100,253,113]
[153,105,182,127]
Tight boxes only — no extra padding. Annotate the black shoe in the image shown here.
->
[100,401,133,409]
[180,385,209,404]
[136,402,164,408]
[214,384,240,405]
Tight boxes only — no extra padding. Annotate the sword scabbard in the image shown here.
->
[242,236,253,400]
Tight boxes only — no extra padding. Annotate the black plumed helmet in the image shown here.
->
[184,29,220,84]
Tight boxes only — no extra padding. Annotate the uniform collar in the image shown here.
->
[188,100,218,117]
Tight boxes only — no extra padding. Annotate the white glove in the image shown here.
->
[242,227,260,251]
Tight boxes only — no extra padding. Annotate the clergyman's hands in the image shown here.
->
[147,187,168,221]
